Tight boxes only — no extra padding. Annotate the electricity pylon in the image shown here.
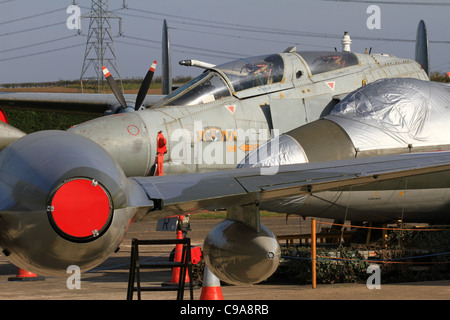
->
[79,0,122,92]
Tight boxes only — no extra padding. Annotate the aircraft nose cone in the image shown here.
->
[68,112,152,177]
[237,134,308,169]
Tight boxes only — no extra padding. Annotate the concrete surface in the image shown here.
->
[0,216,449,301]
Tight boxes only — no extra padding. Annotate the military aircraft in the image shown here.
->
[0,77,449,286]
[239,77,450,223]
[69,45,430,177]
[0,21,442,286]
[0,24,430,177]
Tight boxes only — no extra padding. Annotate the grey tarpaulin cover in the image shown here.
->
[237,134,308,168]
[239,78,449,168]
[326,78,450,151]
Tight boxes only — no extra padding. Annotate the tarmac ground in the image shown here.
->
[0,216,449,301]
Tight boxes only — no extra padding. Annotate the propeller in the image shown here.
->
[102,61,157,114]
[135,61,157,111]
[102,66,127,110]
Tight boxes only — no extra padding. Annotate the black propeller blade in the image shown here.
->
[135,61,157,111]
[102,62,157,114]
[102,66,128,110]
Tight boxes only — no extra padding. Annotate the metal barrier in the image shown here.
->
[277,231,354,246]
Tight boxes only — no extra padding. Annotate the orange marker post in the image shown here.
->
[311,218,317,289]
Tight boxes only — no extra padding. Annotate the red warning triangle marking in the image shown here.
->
[225,105,236,115]
[326,81,335,91]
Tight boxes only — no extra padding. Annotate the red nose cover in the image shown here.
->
[48,178,113,242]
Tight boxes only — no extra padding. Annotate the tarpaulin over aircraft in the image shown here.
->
[239,78,450,169]
[327,78,450,153]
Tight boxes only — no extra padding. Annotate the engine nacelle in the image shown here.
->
[0,131,134,276]
[203,219,281,285]
[68,112,153,177]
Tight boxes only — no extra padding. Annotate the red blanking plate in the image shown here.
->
[48,178,113,241]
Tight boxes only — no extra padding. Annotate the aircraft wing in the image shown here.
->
[0,92,165,115]
[130,151,450,221]
[2,131,448,278]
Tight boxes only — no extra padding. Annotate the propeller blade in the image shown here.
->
[135,61,157,111]
[102,66,128,110]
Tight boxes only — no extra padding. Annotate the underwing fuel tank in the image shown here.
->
[0,131,136,276]
[203,220,281,285]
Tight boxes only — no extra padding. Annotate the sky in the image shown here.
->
[0,0,449,84]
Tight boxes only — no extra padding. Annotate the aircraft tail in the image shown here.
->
[415,20,430,77]
[162,19,172,95]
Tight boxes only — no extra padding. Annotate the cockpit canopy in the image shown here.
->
[154,71,230,107]
[153,51,359,107]
[299,51,359,75]
[218,54,285,91]
[153,54,285,107]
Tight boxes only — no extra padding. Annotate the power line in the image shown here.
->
[170,26,333,50]
[0,2,448,73]
[125,7,235,28]
[0,35,78,54]
[123,6,450,45]
[0,21,65,37]
[315,0,450,6]
[0,43,85,62]
[121,34,249,58]
[170,19,450,45]
[0,7,66,25]
[115,40,237,61]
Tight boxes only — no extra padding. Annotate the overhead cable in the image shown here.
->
[0,43,85,62]
[315,0,450,6]
[123,6,450,45]
[121,34,249,57]
[0,7,67,25]
[0,21,65,37]
[0,35,78,54]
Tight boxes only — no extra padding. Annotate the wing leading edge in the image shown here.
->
[129,151,450,221]
[0,92,165,115]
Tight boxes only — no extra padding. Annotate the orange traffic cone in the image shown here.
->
[170,229,190,284]
[8,268,45,281]
[162,222,190,287]
[200,265,223,300]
